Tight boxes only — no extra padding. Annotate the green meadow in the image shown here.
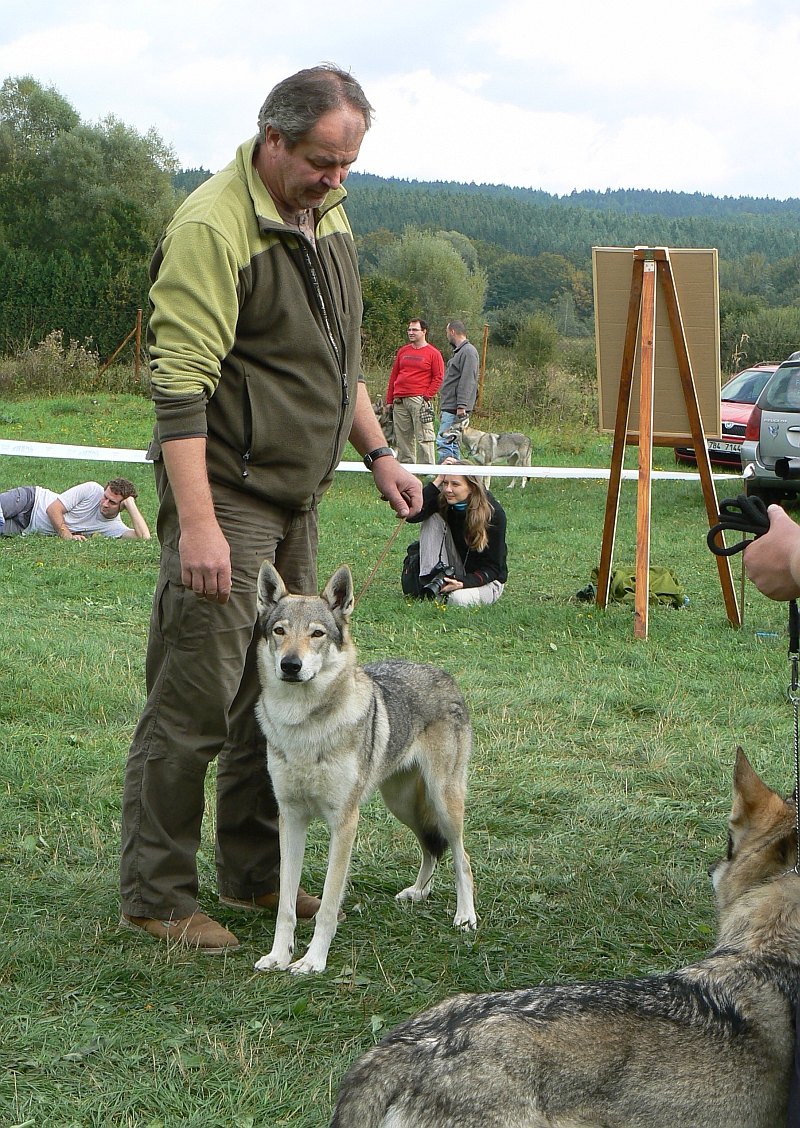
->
[0,395,792,1127]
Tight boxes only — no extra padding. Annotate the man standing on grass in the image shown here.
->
[436,320,479,462]
[0,478,150,539]
[386,319,444,465]
[119,65,421,954]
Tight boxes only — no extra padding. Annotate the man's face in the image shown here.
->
[259,107,366,214]
[446,326,457,346]
[407,321,427,347]
[99,489,125,518]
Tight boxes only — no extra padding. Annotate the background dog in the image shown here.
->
[443,416,532,488]
[371,394,396,449]
[330,750,800,1127]
[253,561,477,976]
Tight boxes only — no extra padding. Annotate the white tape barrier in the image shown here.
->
[0,439,741,481]
[0,438,151,463]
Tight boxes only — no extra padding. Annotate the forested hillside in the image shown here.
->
[349,173,800,221]
[345,174,800,265]
[2,74,800,383]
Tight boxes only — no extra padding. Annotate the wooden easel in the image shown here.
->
[595,247,740,638]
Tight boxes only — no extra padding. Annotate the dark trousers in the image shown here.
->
[0,486,35,534]
[119,470,318,919]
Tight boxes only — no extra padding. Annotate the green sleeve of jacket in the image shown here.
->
[149,220,243,442]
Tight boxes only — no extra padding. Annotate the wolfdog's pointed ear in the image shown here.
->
[257,560,287,615]
[731,747,786,832]
[322,565,355,620]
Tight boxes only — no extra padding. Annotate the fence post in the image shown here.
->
[477,323,489,409]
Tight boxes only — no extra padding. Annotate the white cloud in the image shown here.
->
[0,1,798,195]
[358,71,731,194]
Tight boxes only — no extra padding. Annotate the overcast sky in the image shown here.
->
[1,0,798,199]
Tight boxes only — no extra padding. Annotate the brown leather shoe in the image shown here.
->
[119,911,239,954]
[219,887,345,921]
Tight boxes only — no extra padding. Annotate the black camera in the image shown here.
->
[420,562,457,599]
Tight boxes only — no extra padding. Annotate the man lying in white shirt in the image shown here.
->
[0,477,150,540]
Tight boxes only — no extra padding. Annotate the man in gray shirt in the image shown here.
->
[436,320,480,462]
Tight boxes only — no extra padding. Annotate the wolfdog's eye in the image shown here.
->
[274,626,285,636]
[311,629,325,638]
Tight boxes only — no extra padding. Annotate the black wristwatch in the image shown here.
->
[363,446,394,470]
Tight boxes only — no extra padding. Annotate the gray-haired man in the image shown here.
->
[436,320,480,462]
[119,65,421,954]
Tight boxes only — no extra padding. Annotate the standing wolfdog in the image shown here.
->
[442,416,532,488]
[330,750,800,1127]
[253,561,477,976]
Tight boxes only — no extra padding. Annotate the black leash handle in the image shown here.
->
[707,494,770,556]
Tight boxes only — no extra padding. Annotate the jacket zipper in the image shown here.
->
[241,374,253,478]
[295,234,350,479]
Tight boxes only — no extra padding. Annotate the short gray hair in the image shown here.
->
[447,320,467,336]
[257,64,374,147]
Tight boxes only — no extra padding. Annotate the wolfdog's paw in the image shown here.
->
[453,910,477,931]
[395,885,430,903]
[288,952,327,975]
[254,948,293,972]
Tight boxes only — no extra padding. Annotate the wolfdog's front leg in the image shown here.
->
[254,809,309,972]
[289,807,359,975]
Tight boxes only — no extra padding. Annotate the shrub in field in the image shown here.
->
[0,329,147,397]
[515,312,559,371]
[480,348,596,427]
[720,305,800,371]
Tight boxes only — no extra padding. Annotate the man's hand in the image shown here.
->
[370,456,423,518]
[161,436,232,603]
[744,503,800,600]
[178,517,232,602]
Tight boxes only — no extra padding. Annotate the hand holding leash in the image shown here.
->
[706,494,770,557]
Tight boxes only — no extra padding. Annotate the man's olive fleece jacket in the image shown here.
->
[147,136,362,510]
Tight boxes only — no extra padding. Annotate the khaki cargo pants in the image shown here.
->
[392,396,436,465]
[120,471,318,920]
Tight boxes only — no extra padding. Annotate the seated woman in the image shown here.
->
[408,459,508,606]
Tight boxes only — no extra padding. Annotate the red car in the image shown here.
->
[674,364,780,467]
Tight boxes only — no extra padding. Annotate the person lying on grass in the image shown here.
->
[408,457,508,607]
[0,478,151,540]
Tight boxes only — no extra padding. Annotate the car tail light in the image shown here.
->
[745,405,762,441]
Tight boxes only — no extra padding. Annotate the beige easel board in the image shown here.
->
[593,247,721,441]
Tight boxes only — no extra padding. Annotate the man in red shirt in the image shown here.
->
[386,319,444,464]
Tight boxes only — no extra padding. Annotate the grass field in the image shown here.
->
[0,395,794,1127]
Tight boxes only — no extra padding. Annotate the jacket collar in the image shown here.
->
[236,136,348,235]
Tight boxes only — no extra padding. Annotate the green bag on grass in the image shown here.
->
[585,565,686,609]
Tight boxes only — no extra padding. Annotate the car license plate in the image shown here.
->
[707,440,741,453]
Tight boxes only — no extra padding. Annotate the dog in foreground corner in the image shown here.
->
[253,561,477,976]
[330,750,800,1127]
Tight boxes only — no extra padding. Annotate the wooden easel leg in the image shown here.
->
[635,261,656,640]
[656,254,740,627]
[596,255,644,610]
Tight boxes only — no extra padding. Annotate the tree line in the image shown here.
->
[2,75,800,376]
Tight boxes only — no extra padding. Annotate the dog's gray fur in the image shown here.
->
[330,750,800,1127]
[372,394,396,449]
[253,561,476,975]
[443,416,532,488]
